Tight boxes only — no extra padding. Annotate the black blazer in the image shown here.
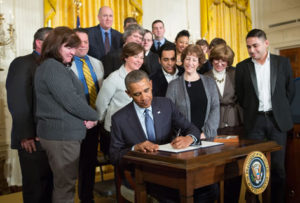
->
[102,48,149,78]
[109,97,200,165]
[102,48,123,78]
[291,78,300,123]
[198,60,213,74]
[150,39,173,54]
[150,66,184,97]
[144,51,160,75]
[87,25,123,61]
[235,54,295,133]
[6,51,41,150]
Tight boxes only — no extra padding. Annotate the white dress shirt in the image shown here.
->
[133,102,154,139]
[253,52,272,111]
[162,68,179,83]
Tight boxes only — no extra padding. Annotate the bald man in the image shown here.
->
[87,6,123,61]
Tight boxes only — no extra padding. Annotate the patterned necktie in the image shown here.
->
[80,58,97,108]
[144,109,156,142]
[157,41,161,51]
[104,32,110,54]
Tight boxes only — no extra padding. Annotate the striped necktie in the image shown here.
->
[80,58,97,108]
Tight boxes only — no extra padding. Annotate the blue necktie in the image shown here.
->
[144,109,156,142]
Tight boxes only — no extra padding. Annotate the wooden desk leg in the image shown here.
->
[179,190,194,203]
[179,179,194,203]
[135,167,147,203]
[262,152,271,203]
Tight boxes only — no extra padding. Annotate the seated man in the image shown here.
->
[110,70,218,202]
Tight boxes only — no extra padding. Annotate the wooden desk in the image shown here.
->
[123,139,281,203]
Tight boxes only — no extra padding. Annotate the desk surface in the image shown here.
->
[124,139,281,171]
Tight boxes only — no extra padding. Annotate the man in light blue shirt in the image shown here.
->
[150,20,173,54]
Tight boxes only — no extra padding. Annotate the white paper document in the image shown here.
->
[158,141,223,153]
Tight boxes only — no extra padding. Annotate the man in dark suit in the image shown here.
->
[110,70,220,202]
[143,29,160,75]
[235,29,295,203]
[87,6,123,61]
[150,20,173,54]
[110,70,199,164]
[6,27,53,203]
[150,43,184,96]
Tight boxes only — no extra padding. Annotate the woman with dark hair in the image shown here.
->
[166,44,220,202]
[205,44,243,135]
[95,42,144,155]
[34,26,99,203]
[175,30,190,67]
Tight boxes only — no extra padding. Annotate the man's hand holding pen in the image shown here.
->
[171,136,194,149]
[171,128,194,149]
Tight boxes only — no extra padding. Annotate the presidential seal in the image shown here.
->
[243,151,270,194]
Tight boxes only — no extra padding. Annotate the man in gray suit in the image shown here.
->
[71,28,104,203]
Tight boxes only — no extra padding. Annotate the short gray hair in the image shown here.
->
[123,24,145,42]
[125,70,149,91]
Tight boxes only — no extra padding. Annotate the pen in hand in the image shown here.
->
[176,128,181,137]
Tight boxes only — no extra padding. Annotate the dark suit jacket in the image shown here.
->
[150,39,173,54]
[6,51,42,150]
[198,60,213,74]
[87,25,123,61]
[291,78,300,123]
[235,54,295,133]
[102,47,151,78]
[102,48,123,78]
[150,66,184,97]
[144,51,160,75]
[109,97,200,165]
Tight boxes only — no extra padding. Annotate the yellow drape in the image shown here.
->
[44,0,143,33]
[201,0,252,65]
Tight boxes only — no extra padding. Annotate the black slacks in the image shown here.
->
[78,124,100,202]
[18,148,53,203]
[245,113,287,203]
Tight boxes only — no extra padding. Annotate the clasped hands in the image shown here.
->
[84,120,98,129]
[134,135,194,153]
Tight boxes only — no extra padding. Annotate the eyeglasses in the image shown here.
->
[212,59,227,66]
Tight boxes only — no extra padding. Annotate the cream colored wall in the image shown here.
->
[142,0,201,44]
[251,0,300,53]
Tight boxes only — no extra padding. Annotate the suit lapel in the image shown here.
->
[270,54,277,96]
[247,61,259,98]
[95,25,105,55]
[151,98,164,143]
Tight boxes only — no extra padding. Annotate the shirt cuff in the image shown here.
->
[188,134,198,146]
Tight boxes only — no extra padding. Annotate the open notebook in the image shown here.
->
[158,141,223,153]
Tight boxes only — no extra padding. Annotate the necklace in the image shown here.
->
[213,76,224,83]
[187,81,191,88]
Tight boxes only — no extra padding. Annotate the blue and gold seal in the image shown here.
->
[243,151,270,194]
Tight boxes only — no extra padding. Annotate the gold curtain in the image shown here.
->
[44,0,143,33]
[200,0,252,65]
